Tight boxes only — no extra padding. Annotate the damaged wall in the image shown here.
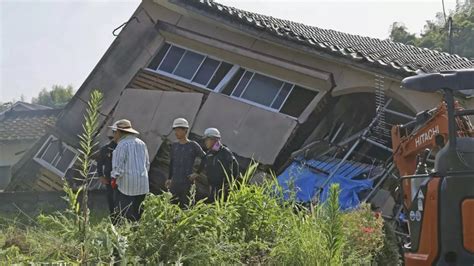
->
[55,2,166,143]
[191,93,298,165]
[106,89,203,158]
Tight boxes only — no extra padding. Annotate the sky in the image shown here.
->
[0,0,458,103]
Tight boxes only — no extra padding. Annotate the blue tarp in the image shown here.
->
[277,157,376,210]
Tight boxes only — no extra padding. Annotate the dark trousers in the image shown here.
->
[116,190,146,222]
[105,184,116,215]
[170,182,191,209]
[208,183,229,203]
[105,184,120,224]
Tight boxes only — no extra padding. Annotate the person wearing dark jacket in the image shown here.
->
[166,118,205,208]
[197,128,239,203]
[97,137,117,216]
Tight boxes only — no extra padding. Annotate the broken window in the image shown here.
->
[149,43,232,90]
[34,135,78,177]
[225,69,318,116]
[148,42,319,118]
[280,85,319,117]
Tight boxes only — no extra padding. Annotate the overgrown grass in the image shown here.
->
[0,163,389,264]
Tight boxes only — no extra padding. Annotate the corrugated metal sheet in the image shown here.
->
[110,89,204,158]
[191,93,297,165]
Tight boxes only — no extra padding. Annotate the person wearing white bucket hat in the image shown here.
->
[166,118,205,208]
[110,119,150,221]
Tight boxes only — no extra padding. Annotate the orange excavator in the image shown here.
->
[391,69,474,265]
[392,102,473,208]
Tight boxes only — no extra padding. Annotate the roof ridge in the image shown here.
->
[196,0,468,57]
[171,0,474,75]
[1,109,61,120]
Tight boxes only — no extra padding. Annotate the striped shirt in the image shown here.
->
[111,135,150,196]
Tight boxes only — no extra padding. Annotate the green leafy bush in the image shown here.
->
[124,165,386,265]
[0,164,387,264]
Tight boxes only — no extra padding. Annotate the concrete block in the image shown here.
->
[111,89,203,157]
[191,93,297,165]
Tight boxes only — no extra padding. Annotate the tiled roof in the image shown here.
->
[0,109,60,141]
[0,101,51,115]
[173,0,474,76]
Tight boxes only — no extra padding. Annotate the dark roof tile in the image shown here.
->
[0,109,60,141]
[173,0,474,76]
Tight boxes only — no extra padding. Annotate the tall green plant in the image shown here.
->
[320,184,344,264]
[72,90,103,263]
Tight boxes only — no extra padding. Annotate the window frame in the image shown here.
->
[34,135,78,177]
[147,42,320,117]
[147,43,233,92]
[229,70,297,111]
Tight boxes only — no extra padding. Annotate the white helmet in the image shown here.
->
[172,118,189,129]
[204,128,221,138]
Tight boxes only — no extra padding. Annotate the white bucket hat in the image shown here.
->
[109,119,139,134]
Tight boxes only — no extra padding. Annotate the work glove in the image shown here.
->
[110,178,117,189]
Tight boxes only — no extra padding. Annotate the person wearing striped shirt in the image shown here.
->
[110,119,150,221]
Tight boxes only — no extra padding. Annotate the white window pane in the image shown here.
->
[222,68,244,95]
[149,43,170,70]
[241,73,283,106]
[192,58,220,85]
[207,62,233,89]
[56,149,76,173]
[158,46,185,73]
[232,71,253,97]
[36,138,52,159]
[271,83,293,109]
[173,51,205,79]
[42,141,60,163]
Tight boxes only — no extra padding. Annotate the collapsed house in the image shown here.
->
[0,102,60,190]
[7,0,474,214]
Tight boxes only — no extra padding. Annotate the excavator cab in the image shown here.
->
[401,69,474,266]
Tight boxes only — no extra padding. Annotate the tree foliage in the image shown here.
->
[0,103,12,113]
[389,4,474,58]
[31,85,74,108]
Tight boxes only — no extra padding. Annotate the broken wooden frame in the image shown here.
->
[288,98,416,218]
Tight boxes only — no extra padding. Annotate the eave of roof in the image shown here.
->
[169,0,474,78]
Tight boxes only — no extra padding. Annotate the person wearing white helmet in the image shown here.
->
[198,127,239,203]
[166,118,205,208]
